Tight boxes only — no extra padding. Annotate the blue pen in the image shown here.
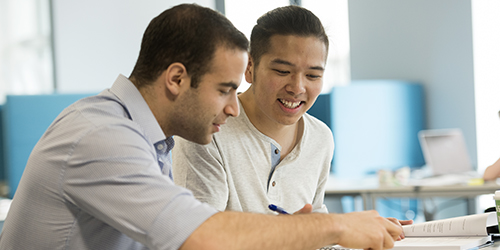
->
[268,204,290,214]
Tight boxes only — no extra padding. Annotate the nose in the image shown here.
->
[285,74,306,95]
[224,92,240,117]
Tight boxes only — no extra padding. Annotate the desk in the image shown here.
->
[325,174,500,213]
[482,240,500,249]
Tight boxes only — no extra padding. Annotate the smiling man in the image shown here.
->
[173,5,333,214]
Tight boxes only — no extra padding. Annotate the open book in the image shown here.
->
[392,212,497,250]
[322,212,497,250]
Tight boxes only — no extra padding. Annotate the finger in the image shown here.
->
[384,218,403,241]
[375,233,386,250]
[398,219,413,239]
[396,232,403,241]
[386,217,398,222]
[293,204,313,214]
[382,230,396,250]
[365,230,385,250]
[399,219,413,225]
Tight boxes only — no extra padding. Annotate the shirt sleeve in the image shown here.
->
[61,123,218,250]
[172,136,229,211]
[311,163,330,213]
[312,125,335,214]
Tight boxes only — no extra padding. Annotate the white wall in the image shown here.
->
[348,0,477,165]
[471,0,500,172]
[52,0,215,93]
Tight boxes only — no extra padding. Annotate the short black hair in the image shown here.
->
[130,4,248,88]
[250,5,328,66]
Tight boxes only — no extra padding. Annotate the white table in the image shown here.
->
[324,174,500,212]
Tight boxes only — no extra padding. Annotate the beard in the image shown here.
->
[168,89,215,145]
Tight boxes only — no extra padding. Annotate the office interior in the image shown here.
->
[0,0,500,227]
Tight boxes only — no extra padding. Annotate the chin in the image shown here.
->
[197,138,213,145]
[190,134,213,145]
[278,116,302,126]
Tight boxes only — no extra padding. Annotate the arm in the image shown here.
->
[482,157,500,181]
[181,210,402,250]
[63,125,219,249]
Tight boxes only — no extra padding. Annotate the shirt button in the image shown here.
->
[272,181,276,187]
[157,144,164,150]
[274,149,279,154]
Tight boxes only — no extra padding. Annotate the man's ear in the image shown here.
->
[163,62,190,96]
[244,55,254,84]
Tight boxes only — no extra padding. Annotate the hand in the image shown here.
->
[293,204,313,214]
[386,218,413,240]
[482,157,500,181]
[332,210,402,250]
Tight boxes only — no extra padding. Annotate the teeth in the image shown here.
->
[280,99,301,109]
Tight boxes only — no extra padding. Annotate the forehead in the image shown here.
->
[262,35,328,66]
[199,47,248,85]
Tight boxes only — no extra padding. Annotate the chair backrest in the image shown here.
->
[307,93,332,128]
[2,93,94,198]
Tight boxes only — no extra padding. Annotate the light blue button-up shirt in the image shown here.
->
[0,75,217,250]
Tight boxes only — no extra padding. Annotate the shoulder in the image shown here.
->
[49,96,151,148]
[302,113,332,136]
[72,95,133,124]
[212,113,254,142]
[301,113,334,149]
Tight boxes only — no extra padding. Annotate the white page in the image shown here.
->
[403,212,497,237]
[325,236,491,250]
[391,236,491,250]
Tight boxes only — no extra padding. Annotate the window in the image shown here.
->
[224,0,289,93]
[471,0,500,212]
[0,0,54,103]
[471,0,500,172]
[225,0,351,93]
[302,0,350,92]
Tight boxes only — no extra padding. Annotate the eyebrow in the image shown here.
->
[270,58,325,71]
[219,82,239,90]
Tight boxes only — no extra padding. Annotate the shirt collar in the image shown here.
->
[109,74,166,145]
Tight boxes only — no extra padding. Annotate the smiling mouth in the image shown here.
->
[279,99,303,109]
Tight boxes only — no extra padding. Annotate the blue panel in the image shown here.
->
[0,106,3,181]
[307,93,332,128]
[329,81,425,221]
[3,93,95,198]
[376,198,419,220]
[307,93,333,167]
[331,80,425,178]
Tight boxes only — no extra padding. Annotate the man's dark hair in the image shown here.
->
[130,4,248,88]
[250,5,329,66]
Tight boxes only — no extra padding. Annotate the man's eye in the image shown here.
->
[307,74,322,79]
[274,69,289,75]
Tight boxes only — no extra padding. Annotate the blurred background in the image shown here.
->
[1,0,499,222]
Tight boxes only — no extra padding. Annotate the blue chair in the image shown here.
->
[307,93,332,129]
[2,93,94,198]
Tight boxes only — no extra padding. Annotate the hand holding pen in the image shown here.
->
[268,204,290,214]
[269,204,314,215]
